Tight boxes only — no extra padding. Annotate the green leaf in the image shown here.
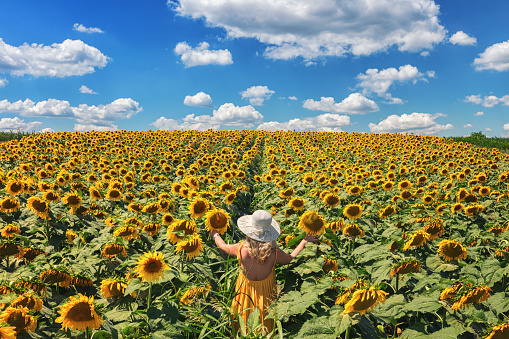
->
[487,292,509,315]
[287,232,306,248]
[403,293,441,313]
[481,258,505,287]
[124,278,145,296]
[294,316,336,338]
[91,330,112,339]
[374,294,406,322]
[428,325,467,338]
[293,257,325,276]
[104,309,132,323]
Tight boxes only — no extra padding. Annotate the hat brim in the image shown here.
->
[237,214,280,242]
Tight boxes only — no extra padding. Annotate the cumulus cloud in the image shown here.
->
[288,96,298,101]
[257,113,350,132]
[356,64,431,104]
[79,85,98,94]
[485,127,492,132]
[303,93,379,114]
[170,0,446,61]
[74,124,117,132]
[0,78,6,87]
[474,40,509,71]
[151,103,263,130]
[73,23,104,34]
[465,94,509,107]
[449,31,476,45]
[0,38,108,77]
[0,117,42,132]
[184,91,213,107]
[0,97,141,129]
[474,111,484,116]
[241,86,275,106]
[463,124,473,128]
[174,42,233,67]
[368,112,454,135]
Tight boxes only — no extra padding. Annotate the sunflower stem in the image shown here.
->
[396,274,399,293]
[85,327,90,339]
[345,324,351,339]
[148,281,153,309]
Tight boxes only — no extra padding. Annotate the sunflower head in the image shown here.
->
[135,251,169,283]
[176,234,204,260]
[101,243,127,259]
[204,209,230,235]
[55,294,103,331]
[0,306,37,333]
[343,204,363,220]
[344,286,388,315]
[343,224,365,238]
[390,259,421,278]
[288,197,306,210]
[402,230,430,251]
[298,210,326,236]
[100,278,128,298]
[437,239,468,262]
[322,193,340,208]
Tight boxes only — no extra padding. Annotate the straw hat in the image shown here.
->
[237,210,280,242]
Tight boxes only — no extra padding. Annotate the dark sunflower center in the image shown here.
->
[443,243,463,257]
[303,214,324,231]
[33,199,49,212]
[146,260,160,272]
[66,302,94,321]
[2,199,18,209]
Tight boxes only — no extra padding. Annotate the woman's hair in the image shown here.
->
[244,237,277,264]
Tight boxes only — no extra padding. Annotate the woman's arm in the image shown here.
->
[276,234,317,265]
[210,230,240,257]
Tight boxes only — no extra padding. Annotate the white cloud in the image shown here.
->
[0,78,7,87]
[170,0,446,61]
[356,64,431,103]
[184,91,213,107]
[463,124,473,128]
[368,112,454,135]
[288,96,298,101]
[151,103,263,130]
[474,111,484,116]
[151,116,219,131]
[74,123,117,132]
[240,86,275,106]
[174,42,233,67]
[303,93,379,114]
[504,123,509,131]
[79,85,98,94]
[0,38,108,77]
[474,40,509,71]
[257,113,350,132]
[449,31,476,45]
[465,94,509,107]
[73,23,104,34]
[0,117,42,132]
[485,127,492,132]
[420,51,430,57]
[39,128,55,133]
[0,98,141,128]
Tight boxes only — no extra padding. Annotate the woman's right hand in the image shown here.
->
[303,234,318,243]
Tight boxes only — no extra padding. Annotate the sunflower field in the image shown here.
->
[0,130,509,339]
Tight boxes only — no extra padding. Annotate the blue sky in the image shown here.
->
[1,0,509,136]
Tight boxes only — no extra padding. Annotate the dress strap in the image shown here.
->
[237,242,244,265]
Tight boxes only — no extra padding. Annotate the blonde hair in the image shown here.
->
[244,237,277,264]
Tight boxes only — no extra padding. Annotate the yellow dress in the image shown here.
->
[231,242,277,334]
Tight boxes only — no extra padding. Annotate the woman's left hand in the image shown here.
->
[210,230,219,238]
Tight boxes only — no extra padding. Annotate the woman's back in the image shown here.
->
[238,245,276,281]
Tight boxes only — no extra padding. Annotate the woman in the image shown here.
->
[210,210,317,335]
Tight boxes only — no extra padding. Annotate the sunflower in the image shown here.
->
[124,217,143,228]
[451,203,464,213]
[142,202,160,214]
[5,180,23,196]
[40,268,72,288]
[422,195,434,205]
[0,306,37,333]
[288,197,305,211]
[343,224,365,238]
[390,259,420,278]
[0,324,16,338]
[0,197,20,213]
[382,181,394,191]
[135,251,169,283]
[101,243,127,259]
[10,292,43,312]
[400,190,413,200]
[322,193,340,208]
[0,242,24,258]
[279,187,294,199]
[456,188,468,202]
[488,227,505,237]
[424,218,445,240]
[62,192,82,209]
[204,209,230,235]
[180,285,211,305]
[15,279,47,297]
[22,247,45,264]
[176,234,204,260]
[389,241,399,251]
[452,285,491,311]
[171,182,183,195]
[437,239,468,261]
[464,204,484,217]
[378,205,396,219]
[66,229,78,243]
[347,185,363,195]
[128,202,143,213]
[158,199,175,213]
[344,287,387,315]
[298,210,326,236]
[0,224,20,238]
[100,278,127,298]
[113,225,139,240]
[402,230,430,251]
[167,219,198,243]
[343,204,363,220]
[486,323,509,339]
[326,220,344,233]
[105,188,123,201]
[161,213,175,226]
[143,223,161,236]
[398,180,412,190]
[55,294,103,331]
[322,257,338,272]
